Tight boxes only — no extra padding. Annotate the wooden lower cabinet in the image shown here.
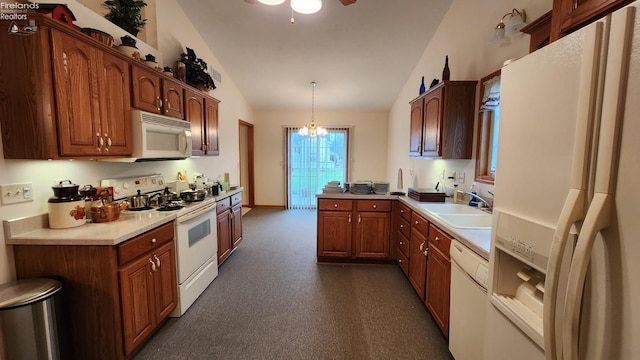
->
[217,192,243,265]
[317,199,392,261]
[408,212,428,300]
[12,221,176,360]
[425,223,452,337]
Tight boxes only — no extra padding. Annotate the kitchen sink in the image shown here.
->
[417,203,487,215]
[434,213,492,229]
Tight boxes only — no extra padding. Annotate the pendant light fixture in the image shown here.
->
[298,82,327,137]
[256,0,323,15]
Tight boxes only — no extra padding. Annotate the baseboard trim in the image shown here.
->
[251,205,286,209]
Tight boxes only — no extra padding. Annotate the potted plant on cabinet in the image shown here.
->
[103,0,147,37]
[180,47,216,92]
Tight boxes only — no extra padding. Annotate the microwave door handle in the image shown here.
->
[182,130,192,156]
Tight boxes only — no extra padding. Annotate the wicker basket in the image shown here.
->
[81,28,114,47]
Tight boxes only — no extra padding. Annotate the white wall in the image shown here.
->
[387,0,552,199]
[254,111,388,206]
[0,0,253,284]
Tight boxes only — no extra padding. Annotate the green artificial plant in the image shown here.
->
[103,0,147,36]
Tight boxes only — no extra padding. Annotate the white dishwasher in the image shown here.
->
[449,239,489,360]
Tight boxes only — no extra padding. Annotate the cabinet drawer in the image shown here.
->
[118,221,174,266]
[318,199,352,211]
[428,224,452,258]
[398,202,411,221]
[356,200,391,212]
[398,216,411,239]
[216,197,231,213]
[230,192,242,206]
[398,231,409,258]
[411,212,429,235]
[397,248,409,276]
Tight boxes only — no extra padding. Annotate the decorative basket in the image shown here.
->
[81,28,114,47]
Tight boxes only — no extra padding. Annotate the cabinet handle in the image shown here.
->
[358,215,361,223]
[149,258,157,272]
[423,249,428,257]
[96,133,104,151]
[348,214,351,223]
[104,133,111,151]
[419,241,425,252]
[435,236,440,242]
[333,203,338,208]
[165,99,170,113]
[154,255,161,269]
[372,204,377,209]
[156,97,162,111]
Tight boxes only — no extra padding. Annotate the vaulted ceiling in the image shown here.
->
[177,0,453,112]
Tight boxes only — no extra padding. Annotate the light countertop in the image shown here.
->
[317,193,491,260]
[3,188,243,246]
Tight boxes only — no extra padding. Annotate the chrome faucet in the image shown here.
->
[463,191,493,212]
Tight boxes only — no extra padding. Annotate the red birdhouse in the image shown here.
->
[36,4,76,27]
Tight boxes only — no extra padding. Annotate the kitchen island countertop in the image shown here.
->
[317,193,491,260]
[3,187,243,246]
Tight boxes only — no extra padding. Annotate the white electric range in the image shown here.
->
[101,174,218,317]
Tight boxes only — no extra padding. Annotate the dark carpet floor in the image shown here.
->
[133,208,454,360]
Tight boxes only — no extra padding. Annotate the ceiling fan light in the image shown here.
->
[257,0,286,5]
[291,0,322,14]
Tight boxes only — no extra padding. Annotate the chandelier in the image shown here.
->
[298,82,327,137]
[256,0,322,15]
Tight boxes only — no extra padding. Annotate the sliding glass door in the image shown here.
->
[286,128,349,209]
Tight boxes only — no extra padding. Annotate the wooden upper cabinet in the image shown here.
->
[131,65,163,114]
[205,97,220,156]
[162,77,185,119]
[99,52,132,156]
[550,0,633,41]
[408,81,477,159]
[185,89,206,156]
[409,99,424,156]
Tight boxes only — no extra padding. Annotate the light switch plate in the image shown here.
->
[0,182,34,205]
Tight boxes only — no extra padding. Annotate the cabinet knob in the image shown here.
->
[400,224,404,228]
[151,238,157,244]
[400,209,404,213]
[415,221,419,225]
[398,259,404,263]
[435,236,440,242]
[333,203,338,208]
[372,204,377,209]
[399,241,403,245]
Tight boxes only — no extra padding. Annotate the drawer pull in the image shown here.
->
[400,209,404,213]
[400,224,404,228]
[415,221,419,225]
[435,236,440,242]
[334,203,338,208]
[399,241,404,245]
[372,204,377,209]
[151,238,157,244]
[398,259,404,263]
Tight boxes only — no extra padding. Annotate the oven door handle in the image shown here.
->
[176,202,217,223]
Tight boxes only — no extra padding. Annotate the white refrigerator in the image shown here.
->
[484,2,640,360]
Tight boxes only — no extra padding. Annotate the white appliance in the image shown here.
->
[101,175,218,317]
[485,3,640,360]
[108,110,192,162]
[449,239,489,360]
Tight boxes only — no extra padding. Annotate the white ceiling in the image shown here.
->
[176,0,452,112]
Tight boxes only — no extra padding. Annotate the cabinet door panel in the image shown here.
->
[119,255,155,355]
[231,204,243,248]
[100,52,132,156]
[205,97,220,155]
[317,211,352,258]
[422,90,442,156]
[426,246,451,337]
[217,210,232,264]
[51,29,101,156]
[354,212,390,259]
[153,241,177,320]
[132,66,161,114]
[185,90,205,156]
[162,79,184,119]
[409,99,423,156]
[408,230,427,300]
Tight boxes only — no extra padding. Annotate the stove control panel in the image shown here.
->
[101,174,165,200]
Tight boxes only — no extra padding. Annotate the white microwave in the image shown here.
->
[112,110,192,162]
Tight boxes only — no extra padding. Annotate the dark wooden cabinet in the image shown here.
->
[0,18,132,159]
[13,221,176,360]
[395,202,412,276]
[217,192,243,265]
[317,199,392,262]
[425,223,452,337]
[550,0,633,41]
[408,212,428,300]
[185,89,220,156]
[131,65,185,119]
[408,81,477,159]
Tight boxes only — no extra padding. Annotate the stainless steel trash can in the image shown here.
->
[0,278,63,360]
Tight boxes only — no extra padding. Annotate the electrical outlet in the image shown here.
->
[451,171,457,180]
[0,182,34,205]
[457,172,466,183]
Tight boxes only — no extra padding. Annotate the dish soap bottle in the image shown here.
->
[468,182,478,207]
